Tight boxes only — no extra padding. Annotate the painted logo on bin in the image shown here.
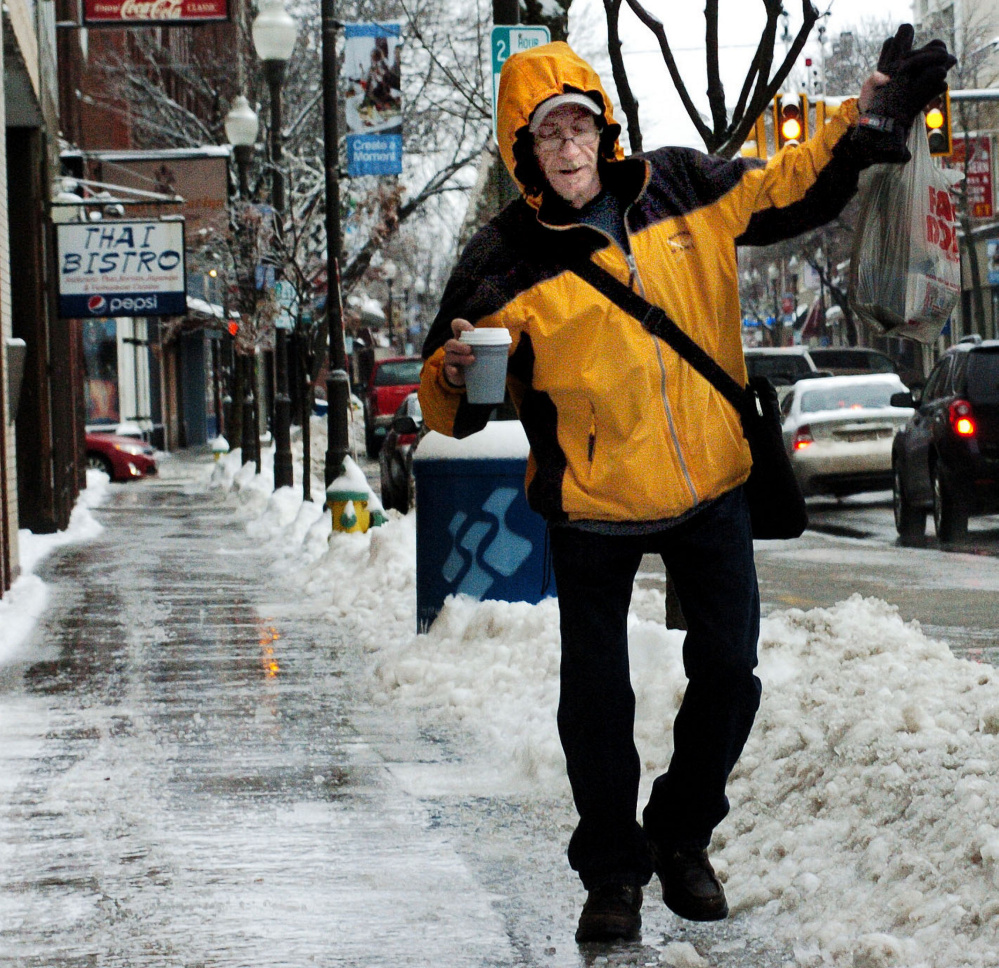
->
[441,486,534,598]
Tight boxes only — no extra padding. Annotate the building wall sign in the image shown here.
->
[83,0,229,25]
[57,220,187,319]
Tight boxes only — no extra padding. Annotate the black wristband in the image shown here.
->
[858,113,901,133]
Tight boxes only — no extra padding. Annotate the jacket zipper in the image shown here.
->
[557,219,701,509]
[621,225,700,507]
[588,404,597,463]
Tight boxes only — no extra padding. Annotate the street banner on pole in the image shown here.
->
[56,219,187,319]
[83,0,229,26]
[344,22,402,177]
[490,25,550,142]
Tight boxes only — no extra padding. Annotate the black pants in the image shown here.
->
[549,487,762,890]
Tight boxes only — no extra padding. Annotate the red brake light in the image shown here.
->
[949,399,977,437]
[793,425,814,450]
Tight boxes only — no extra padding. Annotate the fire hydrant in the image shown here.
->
[326,456,386,533]
[210,436,230,462]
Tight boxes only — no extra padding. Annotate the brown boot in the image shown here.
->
[651,845,728,921]
[574,884,643,943]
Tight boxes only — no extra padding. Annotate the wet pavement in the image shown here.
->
[0,453,792,968]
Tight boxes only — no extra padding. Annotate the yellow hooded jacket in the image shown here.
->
[420,42,865,525]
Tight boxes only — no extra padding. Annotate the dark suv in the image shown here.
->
[891,337,999,543]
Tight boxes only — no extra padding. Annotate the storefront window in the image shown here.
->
[83,319,120,425]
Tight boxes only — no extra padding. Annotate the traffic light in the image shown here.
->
[227,320,239,337]
[774,94,808,149]
[924,89,952,157]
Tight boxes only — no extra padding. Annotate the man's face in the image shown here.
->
[533,104,602,209]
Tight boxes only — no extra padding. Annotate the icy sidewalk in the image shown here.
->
[213,441,999,968]
[0,456,521,968]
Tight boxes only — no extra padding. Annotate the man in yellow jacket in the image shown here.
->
[419,29,953,943]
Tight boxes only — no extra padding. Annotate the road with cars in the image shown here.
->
[637,492,999,665]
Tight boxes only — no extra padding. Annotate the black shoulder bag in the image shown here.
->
[570,257,807,540]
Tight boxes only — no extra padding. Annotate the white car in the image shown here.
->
[779,374,914,498]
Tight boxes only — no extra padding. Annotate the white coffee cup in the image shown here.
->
[459,327,512,404]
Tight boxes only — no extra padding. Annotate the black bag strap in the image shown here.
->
[569,256,756,418]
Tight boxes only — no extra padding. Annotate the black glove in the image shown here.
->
[854,23,957,163]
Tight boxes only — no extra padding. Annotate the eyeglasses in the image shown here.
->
[534,122,599,154]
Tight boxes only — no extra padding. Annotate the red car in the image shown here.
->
[363,355,423,458]
[85,431,158,482]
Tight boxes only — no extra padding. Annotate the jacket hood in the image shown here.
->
[497,42,624,205]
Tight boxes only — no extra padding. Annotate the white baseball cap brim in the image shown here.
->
[529,93,601,133]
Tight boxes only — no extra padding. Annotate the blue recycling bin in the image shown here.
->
[413,422,555,632]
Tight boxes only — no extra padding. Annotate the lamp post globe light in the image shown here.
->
[224,95,259,198]
[252,0,297,214]
[252,0,298,490]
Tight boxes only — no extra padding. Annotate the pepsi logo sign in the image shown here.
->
[87,295,107,314]
[110,296,158,312]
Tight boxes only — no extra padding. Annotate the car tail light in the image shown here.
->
[793,425,814,450]
[949,399,977,437]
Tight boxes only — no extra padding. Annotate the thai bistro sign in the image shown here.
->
[83,0,229,25]
[56,219,187,319]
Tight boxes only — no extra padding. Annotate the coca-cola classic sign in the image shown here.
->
[84,0,229,25]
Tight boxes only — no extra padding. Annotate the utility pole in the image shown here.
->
[322,0,352,488]
[493,0,521,208]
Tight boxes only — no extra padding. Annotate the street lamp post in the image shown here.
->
[768,262,781,347]
[321,0,351,488]
[413,277,426,343]
[224,96,259,198]
[815,247,828,345]
[400,272,413,352]
[252,0,297,211]
[224,96,259,465]
[253,0,298,490]
[383,259,397,353]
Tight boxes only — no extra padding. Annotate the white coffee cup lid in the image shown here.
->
[459,327,512,346]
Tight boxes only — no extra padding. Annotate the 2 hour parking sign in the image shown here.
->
[490,25,550,142]
[56,218,187,319]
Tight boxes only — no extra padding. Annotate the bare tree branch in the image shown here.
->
[622,0,713,145]
[704,0,728,137]
[602,0,643,153]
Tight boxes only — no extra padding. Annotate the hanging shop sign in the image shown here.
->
[83,0,229,26]
[343,22,403,177]
[943,135,994,219]
[57,219,187,319]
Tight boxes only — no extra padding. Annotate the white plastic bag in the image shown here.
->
[849,123,960,343]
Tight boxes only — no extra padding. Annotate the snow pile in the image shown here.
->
[234,480,999,966]
[726,597,999,967]
[0,470,108,667]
